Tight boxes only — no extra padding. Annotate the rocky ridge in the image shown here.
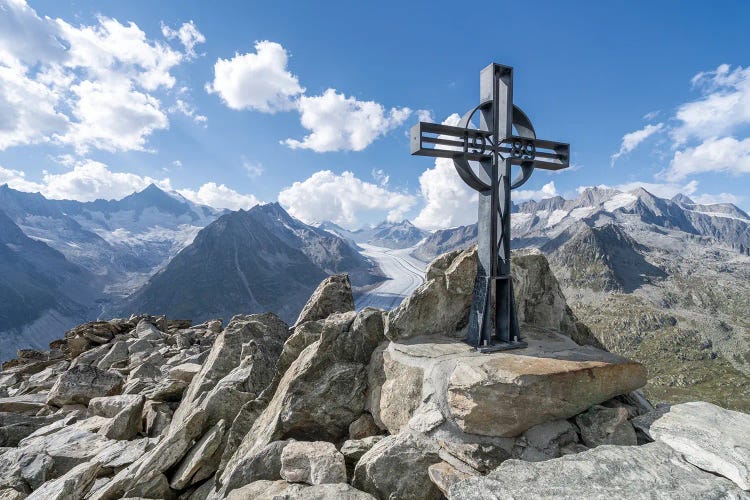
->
[0,249,747,499]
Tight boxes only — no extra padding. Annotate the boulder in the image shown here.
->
[0,394,48,415]
[26,461,100,500]
[96,341,129,370]
[170,419,226,490]
[649,402,750,490]
[227,480,375,500]
[512,419,581,462]
[142,400,173,437]
[340,436,385,474]
[98,395,145,440]
[89,395,143,418]
[20,453,54,490]
[0,413,64,447]
[219,309,384,494]
[13,425,112,475]
[385,247,475,341]
[294,274,355,327]
[449,442,745,499]
[47,366,123,406]
[280,441,347,485]
[348,413,380,440]
[574,405,637,447]
[93,437,152,468]
[427,461,473,497]
[369,327,645,439]
[353,431,442,500]
[168,363,202,383]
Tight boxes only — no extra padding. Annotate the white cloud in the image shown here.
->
[170,98,207,125]
[672,64,750,145]
[178,182,259,211]
[0,0,202,153]
[691,192,744,205]
[416,109,434,122]
[2,160,261,209]
[283,89,411,152]
[0,165,45,192]
[161,21,205,59]
[514,181,558,202]
[412,158,477,230]
[60,80,169,153]
[611,123,664,165]
[665,136,750,181]
[242,158,263,178]
[206,40,304,113]
[278,170,416,229]
[371,168,389,187]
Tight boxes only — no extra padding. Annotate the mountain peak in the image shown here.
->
[671,193,695,205]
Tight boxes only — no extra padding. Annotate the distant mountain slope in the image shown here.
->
[0,209,99,360]
[0,184,224,291]
[320,219,428,249]
[124,204,382,324]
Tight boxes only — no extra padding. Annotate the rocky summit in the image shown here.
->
[0,248,748,499]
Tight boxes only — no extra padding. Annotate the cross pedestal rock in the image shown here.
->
[411,63,570,352]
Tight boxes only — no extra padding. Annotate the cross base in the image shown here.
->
[474,339,528,353]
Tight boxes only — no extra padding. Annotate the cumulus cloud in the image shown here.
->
[283,89,411,152]
[1,160,170,201]
[0,0,204,152]
[671,64,750,145]
[278,170,416,229]
[206,40,304,113]
[610,123,664,166]
[665,136,750,181]
[178,182,259,210]
[161,21,205,59]
[412,158,477,230]
[2,160,261,209]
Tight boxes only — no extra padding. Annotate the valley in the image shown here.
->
[354,244,426,310]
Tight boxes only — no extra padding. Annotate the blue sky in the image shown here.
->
[1,0,749,229]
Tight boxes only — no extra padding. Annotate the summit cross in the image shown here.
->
[410,63,570,352]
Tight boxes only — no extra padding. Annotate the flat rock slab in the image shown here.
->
[371,327,646,438]
[650,402,750,490]
[0,394,48,414]
[449,442,748,500]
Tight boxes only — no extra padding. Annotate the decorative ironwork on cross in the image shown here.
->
[411,63,570,353]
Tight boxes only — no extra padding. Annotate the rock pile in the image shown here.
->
[0,250,747,499]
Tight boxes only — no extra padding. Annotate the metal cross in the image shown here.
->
[411,63,570,352]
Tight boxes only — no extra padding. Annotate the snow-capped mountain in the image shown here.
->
[0,184,224,295]
[413,187,750,260]
[123,203,383,324]
[319,219,428,249]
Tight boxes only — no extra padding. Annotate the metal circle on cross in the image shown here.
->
[410,63,570,353]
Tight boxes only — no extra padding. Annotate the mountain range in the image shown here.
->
[411,186,750,411]
[319,219,428,249]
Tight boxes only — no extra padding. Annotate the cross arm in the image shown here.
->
[499,136,570,170]
[410,122,493,161]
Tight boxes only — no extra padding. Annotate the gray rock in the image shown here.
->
[575,405,637,447]
[142,400,173,437]
[89,395,143,418]
[427,461,473,497]
[20,453,54,490]
[13,425,112,475]
[98,395,144,440]
[294,274,355,327]
[513,419,580,462]
[128,362,162,381]
[97,341,129,370]
[127,338,152,355]
[280,441,347,485]
[649,402,750,490]
[385,247,475,341]
[93,437,152,468]
[0,413,64,447]
[26,461,100,500]
[219,309,383,494]
[47,365,123,406]
[348,413,380,440]
[340,436,384,475]
[353,432,442,500]
[0,394,48,414]
[170,419,226,490]
[448,442,746,499]
[227,480,376,500]
[168,363,202,383]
